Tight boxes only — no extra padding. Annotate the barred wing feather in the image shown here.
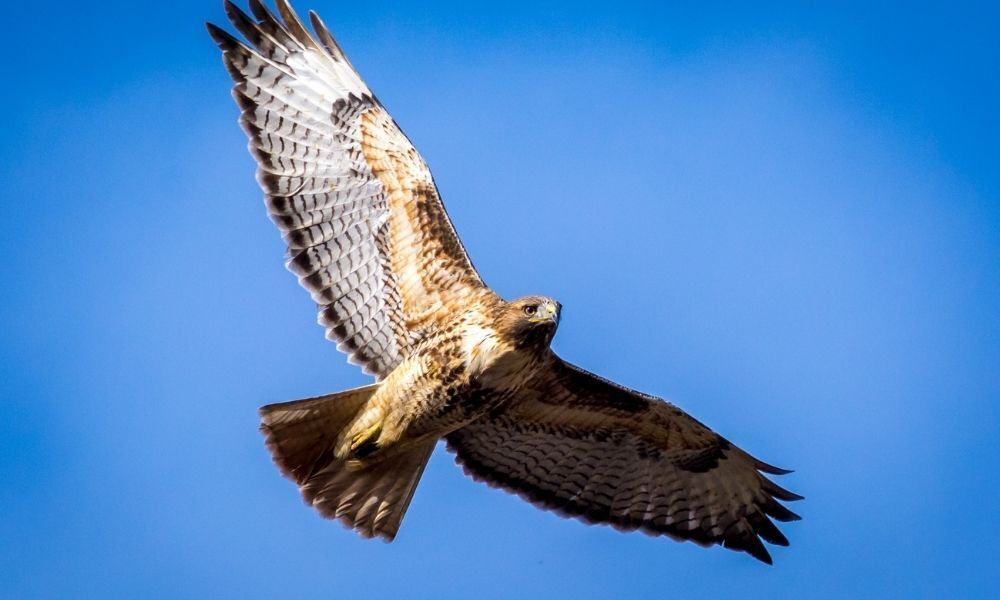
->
[208,0,485,378]
[446,356,803,564]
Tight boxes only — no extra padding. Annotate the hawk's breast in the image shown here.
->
[461,324,536,392]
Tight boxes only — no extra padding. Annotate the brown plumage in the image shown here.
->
[209,0,801,564]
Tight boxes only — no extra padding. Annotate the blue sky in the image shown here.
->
[2,1,998,597]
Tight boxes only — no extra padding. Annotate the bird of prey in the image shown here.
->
[208,0,802,564]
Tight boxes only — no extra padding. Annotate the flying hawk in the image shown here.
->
[208,0,802,564]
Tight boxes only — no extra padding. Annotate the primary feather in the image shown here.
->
[210,1,801,563]
[208,0,485,379]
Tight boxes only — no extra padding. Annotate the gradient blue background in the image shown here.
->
[2,1,998,597]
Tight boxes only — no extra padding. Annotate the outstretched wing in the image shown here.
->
[208,0,486,378]
[446,356,802,564]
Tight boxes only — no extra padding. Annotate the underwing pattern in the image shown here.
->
[210,0,801,564]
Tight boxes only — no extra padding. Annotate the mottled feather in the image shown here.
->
[208,0,485,378]
[446,356,802,564]
[210,1,801,564]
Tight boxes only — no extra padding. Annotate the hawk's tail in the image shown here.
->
[259,385,434,540]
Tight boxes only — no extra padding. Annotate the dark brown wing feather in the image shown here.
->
[208,1,486,378]
[446,356,802,564]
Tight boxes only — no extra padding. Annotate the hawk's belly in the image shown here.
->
[401,326,538,440]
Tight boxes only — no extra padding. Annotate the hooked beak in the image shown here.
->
[533,300,560,325]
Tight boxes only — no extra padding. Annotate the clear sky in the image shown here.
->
[2,1,998,598]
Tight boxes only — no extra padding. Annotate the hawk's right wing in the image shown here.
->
[209,0,488,378]
[447,355,802,564]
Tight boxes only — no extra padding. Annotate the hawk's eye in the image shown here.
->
[523,305,537,317]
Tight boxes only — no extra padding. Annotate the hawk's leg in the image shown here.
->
[349,421,383,458]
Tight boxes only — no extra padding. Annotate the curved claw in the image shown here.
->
[349,421,383,459]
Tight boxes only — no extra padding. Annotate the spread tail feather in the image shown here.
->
[259,385,434,540]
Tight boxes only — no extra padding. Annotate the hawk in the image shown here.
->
[208,0,802,564]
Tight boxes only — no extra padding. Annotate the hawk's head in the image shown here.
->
[499,296,561,349]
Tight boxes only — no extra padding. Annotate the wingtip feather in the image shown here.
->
[275,0,319,50]
[206,21,238,48]
[248,0,272,21]
[755,458,794,475]
[223,0,259,42]
[762,476,805,502]
[309,9,350,63]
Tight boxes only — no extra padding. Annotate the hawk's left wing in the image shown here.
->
[446,356,802,564]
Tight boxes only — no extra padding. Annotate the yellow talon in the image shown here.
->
[349,421,383,458]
